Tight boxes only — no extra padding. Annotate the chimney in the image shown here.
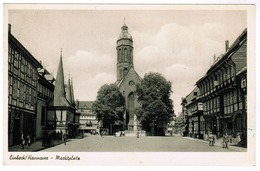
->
[8,24,11,33]
[225,40,229,52]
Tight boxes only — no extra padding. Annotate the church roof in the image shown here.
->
[53,52,71,107]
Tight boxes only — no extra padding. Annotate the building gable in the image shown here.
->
[117,67,141,94]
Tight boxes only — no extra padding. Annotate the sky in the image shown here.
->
[7,5,247,115]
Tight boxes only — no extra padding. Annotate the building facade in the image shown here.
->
[182,87,204,139]
[35,68,55,140]
[77,101,99,134]
[8,24,42,146]
[115,23,141,131]
[195,29,247,146]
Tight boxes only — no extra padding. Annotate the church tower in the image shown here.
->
[116,22,134,81]
[115,21,141,132]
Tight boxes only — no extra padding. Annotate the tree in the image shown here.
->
[92,84,125,135]
[136,72,174,136]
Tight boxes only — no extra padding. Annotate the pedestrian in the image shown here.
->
[20,131,25,149]
[222,133,229,148]
[137,131,139,138]
[27,134,31,146]
[100,129,104,137]
[63,132,67,145]
[208,132,215,146]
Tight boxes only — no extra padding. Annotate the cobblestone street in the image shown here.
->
[41,134,246,152]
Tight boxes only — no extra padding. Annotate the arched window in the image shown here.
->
[124,48,127,62]
[118,49,121,62]
[130,49,133,63]
[129,81,135,86]
[123,68,128,76]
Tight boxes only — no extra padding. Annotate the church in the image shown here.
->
[115,22,142,132]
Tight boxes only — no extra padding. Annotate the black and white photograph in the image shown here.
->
[2,3,256,166]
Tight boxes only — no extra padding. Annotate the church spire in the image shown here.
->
[70,77,75,107]
[53,49,70,107]
[66,76,72,104]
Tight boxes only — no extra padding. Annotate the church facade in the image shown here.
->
[115,23,141,131]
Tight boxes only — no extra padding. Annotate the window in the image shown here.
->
[214,75,219,87]
[118,49,121,62]
[129,81,135,86]
[9,84,13,95]
[130,50,133,63]
[220,70,224,84]
[13,80,17,98]
[124,48,127,61]
[19,83,23,100]
[8,46,12,63]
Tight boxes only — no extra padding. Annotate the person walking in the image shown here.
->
[63,132,67,145]
[27,134,31,146]
[222,133,229,148]
[20,131,25,149]
[100,129,104,137]
[208,132,215,146]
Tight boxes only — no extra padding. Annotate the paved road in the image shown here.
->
[41,135,242,152]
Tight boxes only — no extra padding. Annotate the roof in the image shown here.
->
[116,67,142,88]
[185,87,200,106]
[196,28,247,85]
[118,24,132,40]
[53,56,71,107]
[236,66,247,76]
[78,101,94,109]
[8,30,42,68]
[77,111,95,116]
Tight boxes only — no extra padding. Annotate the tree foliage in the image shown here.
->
[136,72,174,135]
[92,84,125,129]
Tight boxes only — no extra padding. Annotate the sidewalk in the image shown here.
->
[182,135,247,152]
[8,140,64,152]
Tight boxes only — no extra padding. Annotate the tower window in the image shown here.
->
[118,49,121,62]
[124,48,127,62]
[123,68,128,76]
